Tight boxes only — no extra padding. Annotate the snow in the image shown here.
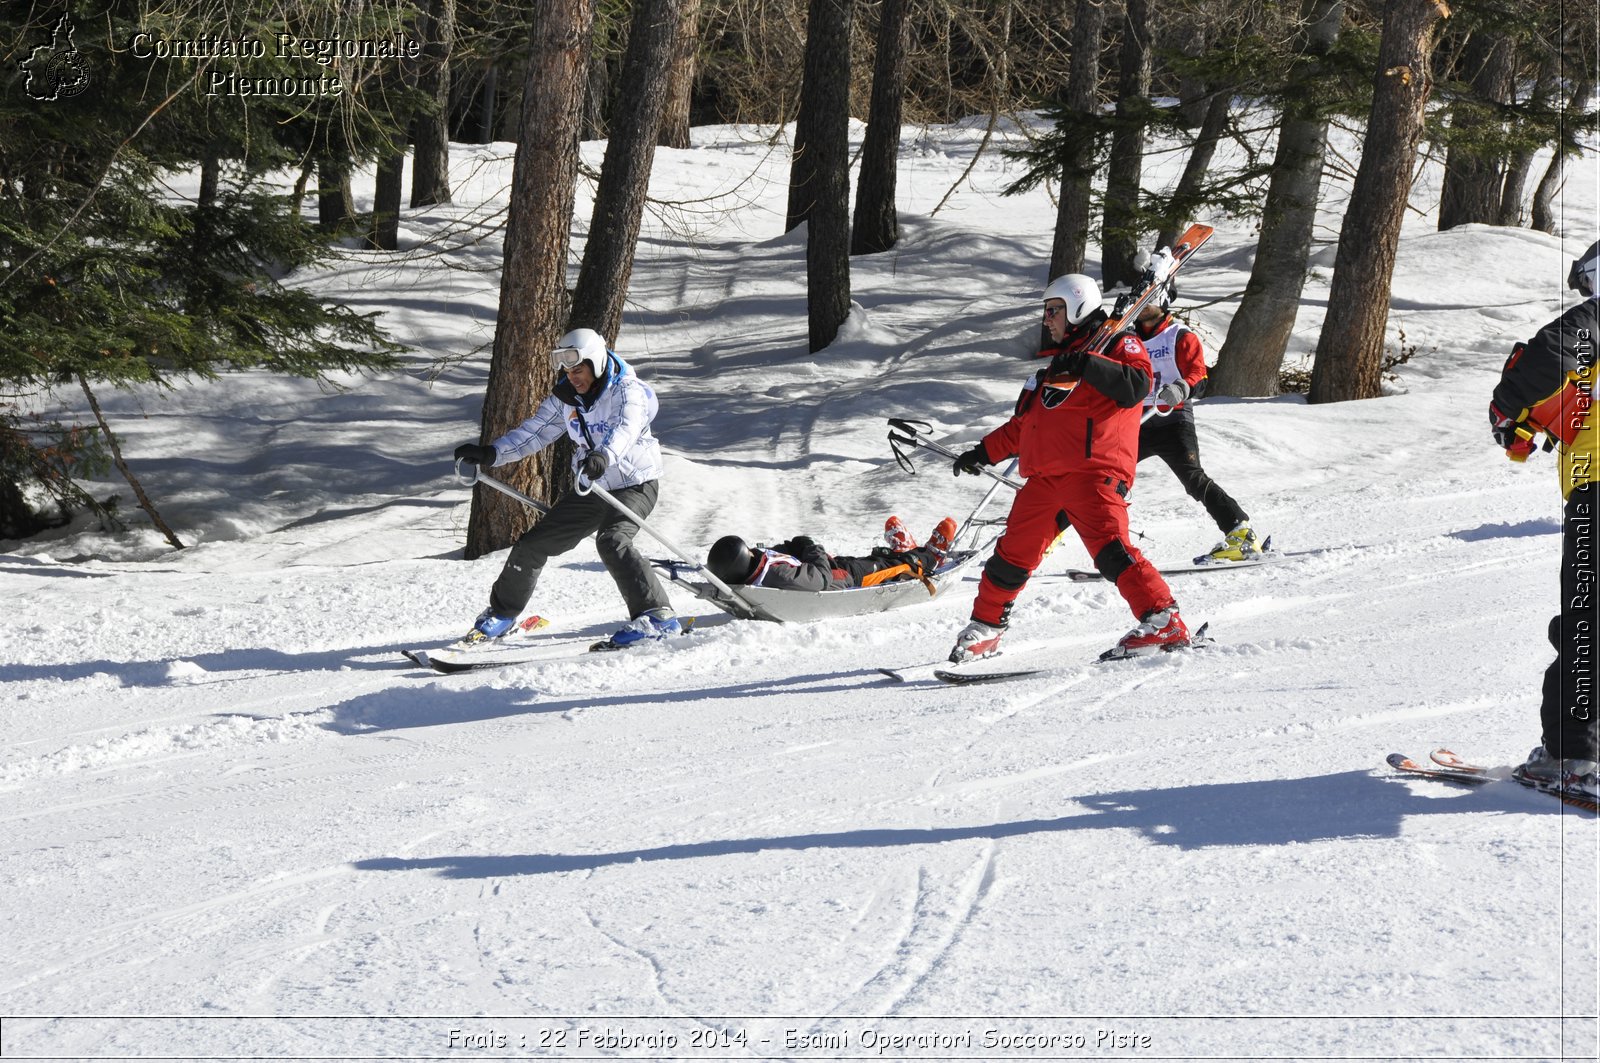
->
[3,114,1597,1061]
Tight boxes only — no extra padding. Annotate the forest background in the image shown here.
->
[0,0,1595,552]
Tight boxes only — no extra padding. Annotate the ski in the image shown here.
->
[400,615,552,667]
[409,636,602,675]
[929,623,1213,684]
[1387,751,1597,810]
[931,664,1057,686]
[1385,752,1492,786]
[1056,552,1277,582]
[1074,224,1215,364]
[1430,748,1489,774]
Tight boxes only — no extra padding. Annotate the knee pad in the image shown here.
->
[983,552,1031,592]
[1094,539,1136,583]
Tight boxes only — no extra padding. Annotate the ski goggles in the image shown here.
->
[550,346,587,372]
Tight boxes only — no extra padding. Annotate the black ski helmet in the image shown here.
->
[707,535,758,584]
[1570,240,1600,297]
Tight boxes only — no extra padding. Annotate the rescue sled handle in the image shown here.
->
[887,418,1025,490]
[570,471,761,608]
[455,459,551,513]
[459,463,761,612]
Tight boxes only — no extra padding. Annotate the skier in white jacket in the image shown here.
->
[453,328,679,648]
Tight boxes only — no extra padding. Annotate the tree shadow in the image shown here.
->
[352,771,1560,878]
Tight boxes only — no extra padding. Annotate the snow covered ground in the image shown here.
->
[3,113,1598,1061]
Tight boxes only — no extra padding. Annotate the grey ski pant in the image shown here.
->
[489,479,671,621]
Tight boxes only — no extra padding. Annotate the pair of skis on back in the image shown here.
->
[1387,749,1598,812]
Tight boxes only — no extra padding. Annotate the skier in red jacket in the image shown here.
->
[948,273,1188,663]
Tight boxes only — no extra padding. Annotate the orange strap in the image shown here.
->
[860,563,912,588]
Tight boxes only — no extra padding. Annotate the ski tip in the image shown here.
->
[401,649,430,668]
[1386,752,1421,770]
[878,667,910,683]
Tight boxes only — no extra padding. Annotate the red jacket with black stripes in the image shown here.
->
[980,325,1152,481]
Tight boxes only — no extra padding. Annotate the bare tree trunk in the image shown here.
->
[1100,0,1153,290]
[850,0,910,255]
[466,3,595,559]
[77,375,184,550]
[198,150,220,210]
[1497,60,1557,227]
[583,24,610,141]
[1532,74,1591,234]
[1310,0,1448,404]
[1438,29,1514,230]
[658,0,702,148]
[1154,86,1230,252]
[410,0,456,207]
[788,0,854,350]
[316,156,354,234]
[1211,0,1344,397]
[477,64,499,142]
[569,0,683,343]
[371,153,404,250]
[1050,0,1105,280]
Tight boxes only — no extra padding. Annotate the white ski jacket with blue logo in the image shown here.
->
[488,352,664,490]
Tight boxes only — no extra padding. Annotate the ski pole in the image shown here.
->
[887,418,1025,490]
[570,472,758,607]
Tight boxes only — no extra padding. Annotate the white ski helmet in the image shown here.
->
[1042,273,1102,325]
[1569,240,1600,297]
[550,328,609,375]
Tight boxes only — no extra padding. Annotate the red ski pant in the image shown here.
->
[972,472,1174,626]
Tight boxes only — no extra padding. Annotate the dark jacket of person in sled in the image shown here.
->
[707,516,956,592]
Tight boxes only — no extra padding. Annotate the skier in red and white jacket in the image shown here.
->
[948,274,1187,663]
[1129,288,1264,562]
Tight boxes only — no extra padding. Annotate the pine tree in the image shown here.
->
[0,3,407,541]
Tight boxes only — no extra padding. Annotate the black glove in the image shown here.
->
[1049,348,1087,378]
[581,450,609,480]
[454,442,494,467]
[953,445,991,477]
[1489,402,1535,460]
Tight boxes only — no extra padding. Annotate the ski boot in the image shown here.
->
[926,517,958,558]
[1512,746,1600,799]
[458,607,518,648]
[884,516,918,553]
[602,607,684,650]
[948,619,1005,664]
[1102,607,1189,660]
[1204,521,1263,563]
